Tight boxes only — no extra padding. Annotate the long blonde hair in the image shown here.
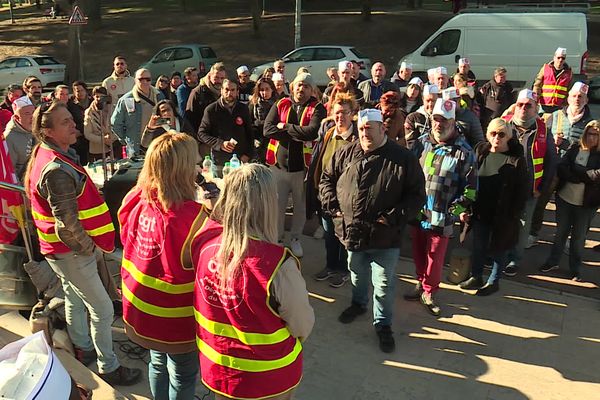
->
[137,131,198,210]
[580,120,600,152]
[211,164,278,290]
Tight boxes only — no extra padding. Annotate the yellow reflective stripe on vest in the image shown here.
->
[534,170,544,180]
[122,258,194,295]
[542,84,568,91]
[267,142,278,152]
[36,229,59,243]
[541,92,566,99]
[32,203,110,222]
[194,309,291,346]
[532,157,544,166]
[36,222,113,243]
[121,284,193,318]
[196,336,301,373]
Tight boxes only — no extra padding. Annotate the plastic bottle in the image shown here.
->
[222,162,232,177]
[202,156,213,175]
[229,153,240,169]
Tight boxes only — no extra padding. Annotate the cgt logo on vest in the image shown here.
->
[198,244,245,311]
[129,212,165,260]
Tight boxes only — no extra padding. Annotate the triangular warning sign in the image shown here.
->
[69,5,87,25]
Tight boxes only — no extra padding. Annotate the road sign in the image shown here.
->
[68,5,87,25]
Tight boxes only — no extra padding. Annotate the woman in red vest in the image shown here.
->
[192,164,314,400]
[119,132,208,400]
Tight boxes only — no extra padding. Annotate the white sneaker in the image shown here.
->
[290,238,304,258]
[525,235,538,249]
[313,226,325,239]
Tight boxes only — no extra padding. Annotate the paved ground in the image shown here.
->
[100,229,600,400]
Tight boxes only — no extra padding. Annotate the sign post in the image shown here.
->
[67,5,87,83]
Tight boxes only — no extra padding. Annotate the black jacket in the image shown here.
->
[556,144,600,209]
[185,83,219,131]
[479,79,514,130]
[319,139,425,251]
[197,99,254,166]
[471,140,528,252]
[263,97,326,173]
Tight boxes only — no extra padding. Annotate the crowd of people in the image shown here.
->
[1,44,599,399]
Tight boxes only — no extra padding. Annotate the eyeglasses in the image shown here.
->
[516,102,533,109]
[137,77,152,82]
[489,131,507,138]
[159,79,169,84]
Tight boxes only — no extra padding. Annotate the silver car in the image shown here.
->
[139,44,218,79]
[251,45,372,87]
[0,55,65,87]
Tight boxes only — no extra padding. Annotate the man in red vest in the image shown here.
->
[502,89,558,277]
[533,47,573,114]
[27,102,141,386]
[263,72,326,257]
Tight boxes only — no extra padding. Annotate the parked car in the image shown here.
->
[251,45,372,87]
[0,55,65,88]
[139,44,218,79]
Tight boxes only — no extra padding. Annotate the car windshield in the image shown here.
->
[200,47,217,59]
[350,48,368,59]
[33,57,60,65]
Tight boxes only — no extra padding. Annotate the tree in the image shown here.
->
[250,0,262,35]
[83,0,101,30]
[361,0,372,21]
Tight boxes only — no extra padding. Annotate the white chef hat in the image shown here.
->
[442,86,460,100]
[236,65,249,75]
[435,66,448,76]
[423,84,440,96]
[458,57,470,66]
[517,88,538,103]
[272,72,284,82]
[555,47,567,57]
[12,95,33,112]
[338,60,352,72]
[0,331,71,400]
[569,81,589,95]
[432,98,456,120]
[408,77,423,87]
[400,61,413,70]
[357,109,383,125]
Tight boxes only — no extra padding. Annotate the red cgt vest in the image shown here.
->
[29,143,115,255]
[540,63,572,108]
[503,115,547,191]
[119,187,208,353]
[265,97,317,168]
[192,219,302,400]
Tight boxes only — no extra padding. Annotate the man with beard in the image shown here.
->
[197,79,253,175]
[479,67,514,131]
[4,96,35,181]
[186,62,226,131]
[501,89,557,276]
[404,84,439,150]
[406,98,477,317]
[176,67,199,116]
[236,65,255,104]
[102,56,135,109]
[359,62,398,108]
[533,47,573,114]
[111,68,164,154]
[528,82,593,248]
[22,76,43,107]
[264,73,327,258]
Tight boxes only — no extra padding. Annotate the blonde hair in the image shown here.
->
[211,164,278,291]
[580,120,600,152]
[486,117,510,140]
[331,92,358,113]
[24,102,67,197]
[137,131,199,210]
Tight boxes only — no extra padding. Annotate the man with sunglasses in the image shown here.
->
[502,89,558,277]
[111,68,165,154]
[102,56,135,111]
[533,47,573,114]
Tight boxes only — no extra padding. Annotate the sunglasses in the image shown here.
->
[115,62,126,66]
[138,77,152,82]
[159,79,169,84]
[516,102,533,109]
[556,56,566,60]
[489,131,507,139]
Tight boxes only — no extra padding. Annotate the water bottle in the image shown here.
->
[222,162,232,177]
[202,156,213,174]
[229,153,240,169]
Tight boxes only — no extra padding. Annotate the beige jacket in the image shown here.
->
[101,70,135,106]
[83,105,118,155]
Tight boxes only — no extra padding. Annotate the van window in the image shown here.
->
[174,48,193,61]
[422,29,461,57]
[199,47,217,59]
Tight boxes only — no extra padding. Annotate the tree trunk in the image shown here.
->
[180,0,187,12]
[361,0,371,21]
[83,0,101,30]
[250,0,262,35]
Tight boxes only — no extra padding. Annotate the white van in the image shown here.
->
[400,11,588,88]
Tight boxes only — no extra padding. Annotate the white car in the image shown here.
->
[0,55,65,88]
[251,45,372,87]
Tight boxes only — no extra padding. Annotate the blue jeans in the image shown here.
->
[46,251,119,374]
[546,196,596,276]
[322,215,348,273]
[149,350,199,400]
[347,248,400,326]
[507,197,536,266]
[471,220,508,285]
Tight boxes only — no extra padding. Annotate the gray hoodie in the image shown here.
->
[4,118,35,181]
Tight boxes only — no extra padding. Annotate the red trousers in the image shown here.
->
[411,226,450,295]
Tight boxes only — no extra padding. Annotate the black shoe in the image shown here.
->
[503,263,518,277]
[100,366,142,386]
[458,276,483,290]
[420,293,441,317]
[476,282,499,296]
[74,347,97,366]
[113,300,123,317]
[538,264,559,273]
[338,303,367,324]
[571,275,583,282]
[314,267,335,281]
[375,325,395,353]
[403,282,423,301]
[328,272,350,288]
